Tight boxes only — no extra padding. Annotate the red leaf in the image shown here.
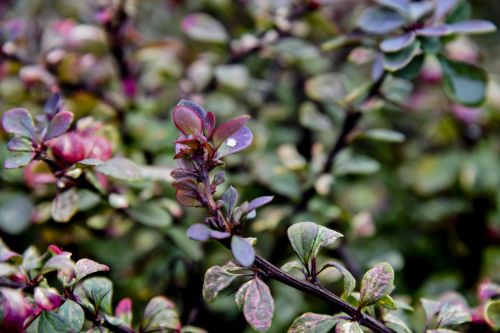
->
[172,105,203,135]
[212,115,250,148]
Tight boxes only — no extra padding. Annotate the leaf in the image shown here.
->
[375,0,410,14]
[380,32,415,52]
[142,296,180,332]
[361,129,405,143]
[34,287,62,311]
[0,239,22,264]
[357,6,407,34]
[4,152,35,169]
[75,258,109,281]
[95,157,142,181]
[115,298,133,326]
[51,188,79,223]
[383,41,421,72]
[57,300,85,333]
[384,313,412,333]
[127,201,172,228]
[281,260,304,274]
[181,13,228,43]
[336,320,363,333]
[437,303,471,328]
[231,236,255,267]
[7,137,33,152]
[38,311,68,333]
[104,314,135,333]
[416,25,453,37]
[176,99,207,121]
[222,186,238,214]
[320,262,356,298]
[44,92,63,117]
[287,312,338,333]
[74,277,113,313]
[450,20,496,35]
[216,125,253,158]
[287,222,343,267]
[421,298,441,322]
[378,295,398,310]
[484,300,500,330]
[240,277,274,332]
[0,194,34,235]
[172,105,203,135]
[202,265,241,303]
[212,115,250,148]
[43,111,73,141]
[2,108,36,140]
[438,56,487,107]
[246,196,274,213]
[434,0,459,21]
[359,262,395,308]
[409,1,434,21]
[215,64,250,90]
[187,223,211,241]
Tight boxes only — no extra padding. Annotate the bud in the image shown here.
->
[49,132,86,165]
[34,287,62,311]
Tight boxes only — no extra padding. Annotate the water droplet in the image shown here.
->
[226,138,237,147]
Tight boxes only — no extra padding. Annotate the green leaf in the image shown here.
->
[181,13,228,43]
[235,280,252,310]
[288,313,338,333]
[421,298,441,322]
[241,277,274,332]
[336,320,363,333]
[437,303,471,328]
[378,295,398,310]
[281,260,305,274]
[359,262,395,308]
[319,262,356,298]
[74,277,113,313]
[384,313,412,333]
[202,265,241,303]
[215,65,250,90]
[438,56,487,107]
[57,300,85,333]
[484,300,500,330]
[51,188,79,223]
[38,311,67,333]
[0,194,34,235]
[75,258,109,282]
[95,157,142,181]
[141,296,180,332]
[127,201,172,228]
[357,6,407,34]
[287,222,343,268]
[360,129,405,143]
[231,236,255,267]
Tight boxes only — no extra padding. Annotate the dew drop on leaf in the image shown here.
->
[226,138,237,147]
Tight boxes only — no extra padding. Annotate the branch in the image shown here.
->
[253,255,394,333]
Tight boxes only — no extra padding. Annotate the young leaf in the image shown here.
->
[246,196,274,213]
[231,236,255,267]
[202,265,241,303]
[4,152,35,169]
[288,313,338,333]
[181,13,228,43]
[141,296,181,332]
[115,298,133,326]
[172,105,203,135]
[438,56,487,107]
[359,262,395,308]
[319,262,356,298]
[222,186,238,214]
[380,32,415,52]
[176,99,207,121]
[187,223,211,241]
[216,125,253,158]
[34,287,63,311]
[241,277,274,332]
[95,157,142,181]
[484,300,500,330]
[212,115,250,148]
[357,6,407,34]
[2,108,36,140]
[51,188,79,223]
[44,92,63,117]
[287,222,343,267]
[378,295,398,310]
[43,111,73,141]
[75,258,109,281]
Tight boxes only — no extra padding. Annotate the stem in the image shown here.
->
[253,255,394,333]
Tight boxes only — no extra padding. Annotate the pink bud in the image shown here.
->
[115,298,132,317]
[49,132,86,165]
[48,244,63,255]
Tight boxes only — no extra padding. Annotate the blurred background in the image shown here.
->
[0,1,499,332]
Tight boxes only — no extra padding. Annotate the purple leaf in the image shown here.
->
[204,111,216,137]
[380,32,415,52]
[4,152,35,169]
[75,258,110,281]
[216,125,253,158]
[0,288,32,332]
[409,1,434,22]
[43,111,74,141]
[288,313,338,333]
[187,223,211,241]
[7,137,33,152]
[246,196,274,213]
[241,277,274,332]
[212,115,250,148]
[222,186,238,214]
[172,105,203,135]
[450,20,497,35]
[371,53,385,81]
[176,99,207,120]
[209,230,231,239]
[376,0,409,14]
[34,287,62,311]
[231,236,255,267]
[434,0,459,22]
[44,92,63,117]
[416,25,453,36]
[176,190,202,207]
[2,108,36,140]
